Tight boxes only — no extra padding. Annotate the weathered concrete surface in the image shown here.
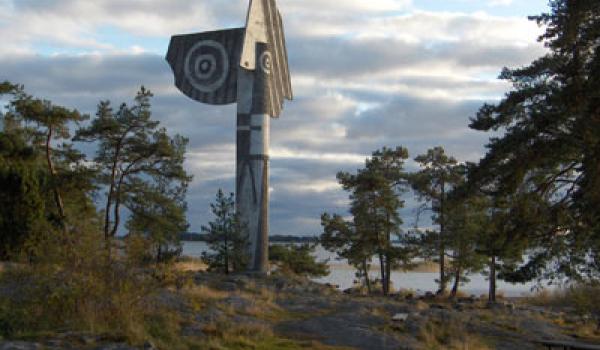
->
[236,67,270,273]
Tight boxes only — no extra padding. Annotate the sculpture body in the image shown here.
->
[166,0,292,273]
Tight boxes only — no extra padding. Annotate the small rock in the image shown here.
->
[392,313,410,322]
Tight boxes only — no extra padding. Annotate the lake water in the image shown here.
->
[182,241,543,297]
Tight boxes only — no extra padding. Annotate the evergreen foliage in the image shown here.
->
[0,84,95,259]
[322,147,413,295]
[75,87,191,255]
[201,189,249,274]
[269,243,329,278]
[321,213,375,293]
[468,0,600,281]
[411,147,464,294]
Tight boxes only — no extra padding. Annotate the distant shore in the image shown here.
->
[180,233,319,243]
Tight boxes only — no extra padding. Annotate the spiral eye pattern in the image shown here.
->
[184,40,230,93]
[259,51,272,75]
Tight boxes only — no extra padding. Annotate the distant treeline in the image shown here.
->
[180,233,318,243]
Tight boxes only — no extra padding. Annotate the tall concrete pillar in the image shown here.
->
[236,68,270,273]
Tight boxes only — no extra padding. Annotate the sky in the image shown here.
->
[0,0,550,236]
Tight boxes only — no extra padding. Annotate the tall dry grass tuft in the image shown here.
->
[526,283,600,336]
[0,227,192,348]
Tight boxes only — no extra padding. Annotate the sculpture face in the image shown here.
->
[166,0,292,115]
[166,28,244,105]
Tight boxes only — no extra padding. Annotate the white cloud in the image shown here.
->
[271,147,366,164]
[0,0,549,235]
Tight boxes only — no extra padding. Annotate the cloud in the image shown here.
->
[0,1,548,235]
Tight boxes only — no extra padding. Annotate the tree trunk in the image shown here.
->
[224,231,229,275]
[385,252,391,296]
[378,251,387,295]
[45,126,66,221]
[104,131,128,242]
[109,172,126,238]
[438,179,447,295]
[450,267,461,298]
[362,259,372,294]
[384,216,392,296]
[489,255,496,302]
[104,159,119,241]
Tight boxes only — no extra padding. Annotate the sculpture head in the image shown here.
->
[166,0,292,117]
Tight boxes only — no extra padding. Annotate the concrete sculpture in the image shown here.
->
[166,0,292,273]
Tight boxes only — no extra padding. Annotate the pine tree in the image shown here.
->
[0,129,47,260]
[0,82,95,259]
[201,190,249,274]
[468,0,600,281]
[1,84,90,229]
[332,147,412,295]
[443,180,488,298]
[411,147,463,294]
[75,87,190,247]
[8,87,87,224]
[125,172,190,263]
[321,213,375,293]
[269,243,329,278]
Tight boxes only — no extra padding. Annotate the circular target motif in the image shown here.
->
[259,51,272,75]
[184,40,229,93]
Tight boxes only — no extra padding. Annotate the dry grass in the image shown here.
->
[524,284,600,310]
[418,317,493,350]
[238,288,286,321]
[402,260,440,273]
[174,258,207,273]
[201,318,350,350]
[0,262,23,273]
[524,288,566,307]
[183,284,229,312]
[524,284,600,339]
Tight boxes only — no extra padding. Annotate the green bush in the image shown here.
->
[269,244,329,278]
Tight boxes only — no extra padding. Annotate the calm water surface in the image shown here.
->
[182,241,544,297]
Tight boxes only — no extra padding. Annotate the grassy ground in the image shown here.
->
[2,262,600,349]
